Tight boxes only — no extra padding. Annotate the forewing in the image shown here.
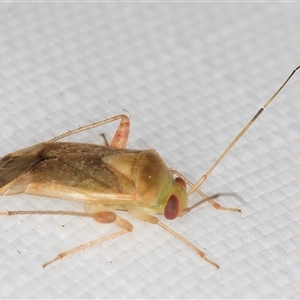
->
[0,144,44,189]
[0,142,143,203]
[30,143,142,195]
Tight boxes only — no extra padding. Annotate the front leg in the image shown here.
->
[128,208,220,269]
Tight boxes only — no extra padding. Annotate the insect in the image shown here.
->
[0,66,299,269]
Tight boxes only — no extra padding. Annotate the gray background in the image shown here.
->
[1,3,300,298]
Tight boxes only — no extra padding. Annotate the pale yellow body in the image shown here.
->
[0,142,187,215]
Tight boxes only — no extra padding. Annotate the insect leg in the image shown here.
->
[129,208,219,269]
[0,209,133,267]
[48,114,129,143]
[0,210,105,217]
[42,212,133,268]
[100,133,109,146]
[109,115,130,148]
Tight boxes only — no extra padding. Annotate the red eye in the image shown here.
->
[164,195,179,220]
[175,177,186,190]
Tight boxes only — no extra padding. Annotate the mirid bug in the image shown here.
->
[0,66,299,268]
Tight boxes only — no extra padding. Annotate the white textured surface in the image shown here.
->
[1,3,300,299]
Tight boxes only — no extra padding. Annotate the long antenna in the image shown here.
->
[188,65,300,196]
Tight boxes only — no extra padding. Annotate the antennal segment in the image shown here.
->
[188,65,300,196]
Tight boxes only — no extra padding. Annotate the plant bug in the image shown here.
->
[0,66,299,269]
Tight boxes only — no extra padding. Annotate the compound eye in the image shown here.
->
[175,177,187,190]
[164,195,179,220]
